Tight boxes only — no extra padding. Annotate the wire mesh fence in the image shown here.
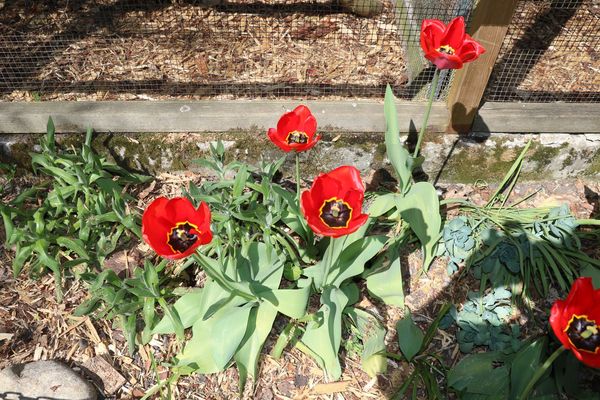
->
[0,0,597,102]
[485,0,600,103]
[0,0,473,101]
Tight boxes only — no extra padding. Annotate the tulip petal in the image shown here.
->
[142,197,212,259]
[267,128,293,152]
[442,16,466,50]
[420,19,446,51]
[277,109,301,136]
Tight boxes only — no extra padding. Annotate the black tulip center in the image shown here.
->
[168,222,198,253]
[438,44,456,55]
[286,130,309,144]
[320,198,352,228]
[566,315,600,353]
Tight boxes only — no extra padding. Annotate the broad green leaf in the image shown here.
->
[327,235,386,287]
[154,298,184,340]
[365,251,404,307]
[261,284,311,319]
[384,85,411,192]
[152,289,203,334]
[448,351,513,397]
[368,193,398,217]
[395,310,423,362]
[346,308,387,377]
[299,286,349,380]
[177,304,252,373]
[234,303,278,392]
[510,338,547,399]
[396,182,441,270]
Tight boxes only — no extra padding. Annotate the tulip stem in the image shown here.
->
[295,152,301,203]
[413,67,440,158]
[518,346,566,400]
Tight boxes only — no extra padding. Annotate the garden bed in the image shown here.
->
[1,169,599,399]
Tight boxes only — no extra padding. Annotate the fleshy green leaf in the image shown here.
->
[395,310,423,362]
[384,85,412,192]
[299,286,349,380]
[327,235,387,287]
[152,290,204,334]
[234,303,278,392]
[177,304,252,373]
[396,182,441,270]
[261,284,311,319]
[368,193,398,217]
[365,251,404,307]
[448,351,513,397]
[510,338,547,399]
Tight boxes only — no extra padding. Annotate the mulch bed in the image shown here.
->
[1,170,599,399]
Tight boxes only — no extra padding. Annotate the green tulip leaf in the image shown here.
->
[384,85,412,192]
[395,310,423,362]
[177,304,252,373]
[235,303,278,393]
[510,338,547,399]
[396,182,441,270]
[448,351,513,398]
[152,290,204,334]
[299,286,349,380]
[327,235,387,287]
[365,251,404,307]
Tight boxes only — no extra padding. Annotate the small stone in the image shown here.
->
[0,360,97,400]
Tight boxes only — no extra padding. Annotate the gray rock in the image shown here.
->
[0,360,97,400]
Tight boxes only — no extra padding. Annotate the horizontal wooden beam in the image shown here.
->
[474,102,600,133]
[0,100,449,134]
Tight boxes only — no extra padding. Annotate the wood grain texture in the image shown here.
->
[0,100,449,134]
[447,0,520,133]
[474,102,600,133]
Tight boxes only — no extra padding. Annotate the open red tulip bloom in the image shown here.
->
[267,105,320,152]
[420,16,485,70]
[550,277,600,368]
[301,165,369,238]
[142,197,212,260]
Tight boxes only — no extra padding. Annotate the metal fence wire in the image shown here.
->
[485,0,600,103]
[0,0,597,102]
[0,0,473,101]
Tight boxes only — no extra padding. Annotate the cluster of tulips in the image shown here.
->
[141,15,598,383]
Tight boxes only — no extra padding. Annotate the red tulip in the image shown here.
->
[550,277,600,368]
[267,105,320,152]
[420,16,485,70]
[300,165,369,237]
[142,197,212,260]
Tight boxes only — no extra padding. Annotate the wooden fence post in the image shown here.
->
[446,0,520,133]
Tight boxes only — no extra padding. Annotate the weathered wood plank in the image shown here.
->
[474,102,600,133]
[0,100,449,134]
[447,0,520,133]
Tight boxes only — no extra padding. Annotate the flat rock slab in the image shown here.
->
[0,360,97,400]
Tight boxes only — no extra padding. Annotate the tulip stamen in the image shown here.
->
[167,221,199,253]
[319,197,353,229]
[286,130,309,145]
[564,314,600,354]
[437,44,455,55]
